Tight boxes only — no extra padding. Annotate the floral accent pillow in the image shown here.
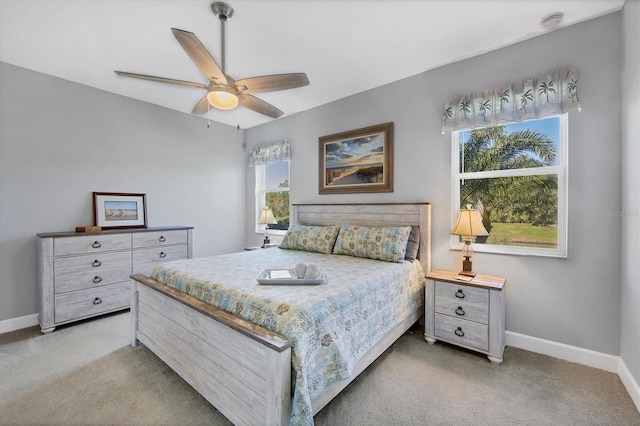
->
[332,225,412,263]
[279,224,340,254]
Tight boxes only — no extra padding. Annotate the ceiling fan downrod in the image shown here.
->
[211,2,234,74]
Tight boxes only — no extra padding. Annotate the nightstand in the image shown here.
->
[424,269,506,364]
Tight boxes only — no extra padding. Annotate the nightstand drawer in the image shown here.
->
[435,314,488,352]
[54,281,131,324]
[435,281,488,306]
[54,233,131,256]
[435,297,488,324]
[132,230,188,248]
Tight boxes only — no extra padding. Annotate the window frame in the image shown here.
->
[451,114,568,257]
[254,161,290,236]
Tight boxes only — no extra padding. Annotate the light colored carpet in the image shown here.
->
[0,311,638,425]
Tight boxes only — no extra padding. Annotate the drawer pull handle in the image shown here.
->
[454,327,465,337]
[455,306,465,316]
[92,241,102,248]
[159,252,167,258]
[92,260,101,267]
[455,289,465,299]
[93,276,102,284]
[92,297,102,305]
[159,236,166,242]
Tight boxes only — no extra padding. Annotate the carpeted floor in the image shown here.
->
[0,311,638,425]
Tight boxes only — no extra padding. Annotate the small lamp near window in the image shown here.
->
[451,205,489,277]
[258,207,277,247]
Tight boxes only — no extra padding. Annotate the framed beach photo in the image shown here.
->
[318,122,394,194]
[93,192,147,229]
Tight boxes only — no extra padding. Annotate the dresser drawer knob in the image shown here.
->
[454,327,465,337]
[92,297,102,305]
[455,289,465,299]
[159,236,166,242]
[93,276,102,284]
[92,260,102,267]
[159,252,167,258]
[455,306,465,316]
[92,241,102,248]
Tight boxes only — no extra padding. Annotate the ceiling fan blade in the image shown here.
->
[238,94,284,118]
[191,96,211,114]
[114,71,208,89]
[235,73,309,95]
[171,28,228,85]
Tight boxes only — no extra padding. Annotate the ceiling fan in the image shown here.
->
[114,1,309,119]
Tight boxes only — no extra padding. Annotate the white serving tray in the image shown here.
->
[256,269,326,285]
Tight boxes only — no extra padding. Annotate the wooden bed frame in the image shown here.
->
[130,202,431,425]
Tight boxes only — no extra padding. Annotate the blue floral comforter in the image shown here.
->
[151,248,425,425]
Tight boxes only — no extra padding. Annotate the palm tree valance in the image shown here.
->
[441,67,581,133]
[249,139,291,167]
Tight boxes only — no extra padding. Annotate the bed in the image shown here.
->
[130,203,431,425]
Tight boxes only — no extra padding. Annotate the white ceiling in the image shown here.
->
[0,0,624,129]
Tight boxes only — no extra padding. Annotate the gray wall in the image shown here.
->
[245,13,625,355]
[0,62,246,322]
[621,0,640,383]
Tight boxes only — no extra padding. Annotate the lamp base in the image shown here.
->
[262,237,271,248]
[459,256,475,277]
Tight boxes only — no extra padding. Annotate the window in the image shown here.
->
[255,160,290,234]
[451,115,567,257]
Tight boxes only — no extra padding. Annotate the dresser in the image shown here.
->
[424,269,506,364]
[37,226,193,333]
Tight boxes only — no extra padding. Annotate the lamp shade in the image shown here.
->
[451,206,489,237]
[258,207,277,225]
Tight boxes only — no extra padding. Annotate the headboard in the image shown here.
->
[291,203,432,274]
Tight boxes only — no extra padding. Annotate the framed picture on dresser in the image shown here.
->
[93,192,147,229]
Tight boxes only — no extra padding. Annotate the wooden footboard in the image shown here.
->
[130,274,292,426]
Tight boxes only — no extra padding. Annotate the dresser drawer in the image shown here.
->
[54,281,131,324]
[132,230,188,248]
[54,251,131,294]
[133,245,188,275]
[435,313,488,352]
[54,233,131,256]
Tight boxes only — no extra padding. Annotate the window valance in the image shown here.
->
[441,67,581,133]
[248,139,291,167]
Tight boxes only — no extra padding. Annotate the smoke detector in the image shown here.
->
[541,12,564,29]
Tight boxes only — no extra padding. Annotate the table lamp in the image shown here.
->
[451,205,489,277]
[258,207,277,247]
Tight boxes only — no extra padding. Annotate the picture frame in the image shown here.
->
[93,192,147,229]
[318,122,394,194]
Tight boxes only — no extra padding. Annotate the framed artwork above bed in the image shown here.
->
[318,122,394,194]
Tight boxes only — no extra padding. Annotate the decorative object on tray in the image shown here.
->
[93,192,147,229]
[258,207,277,247]
[451,204,489,277]
[256,264,325,285]
[318,122,394,194]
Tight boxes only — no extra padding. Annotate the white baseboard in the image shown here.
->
[0,313,38,334]
[506,330,640,413]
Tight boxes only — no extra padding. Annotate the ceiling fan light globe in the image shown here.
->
[207,87,239,110]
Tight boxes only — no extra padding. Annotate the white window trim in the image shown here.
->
[451,114,568,257]
[254,162,289,236]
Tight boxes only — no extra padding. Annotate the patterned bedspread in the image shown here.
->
[151,248,425,426]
